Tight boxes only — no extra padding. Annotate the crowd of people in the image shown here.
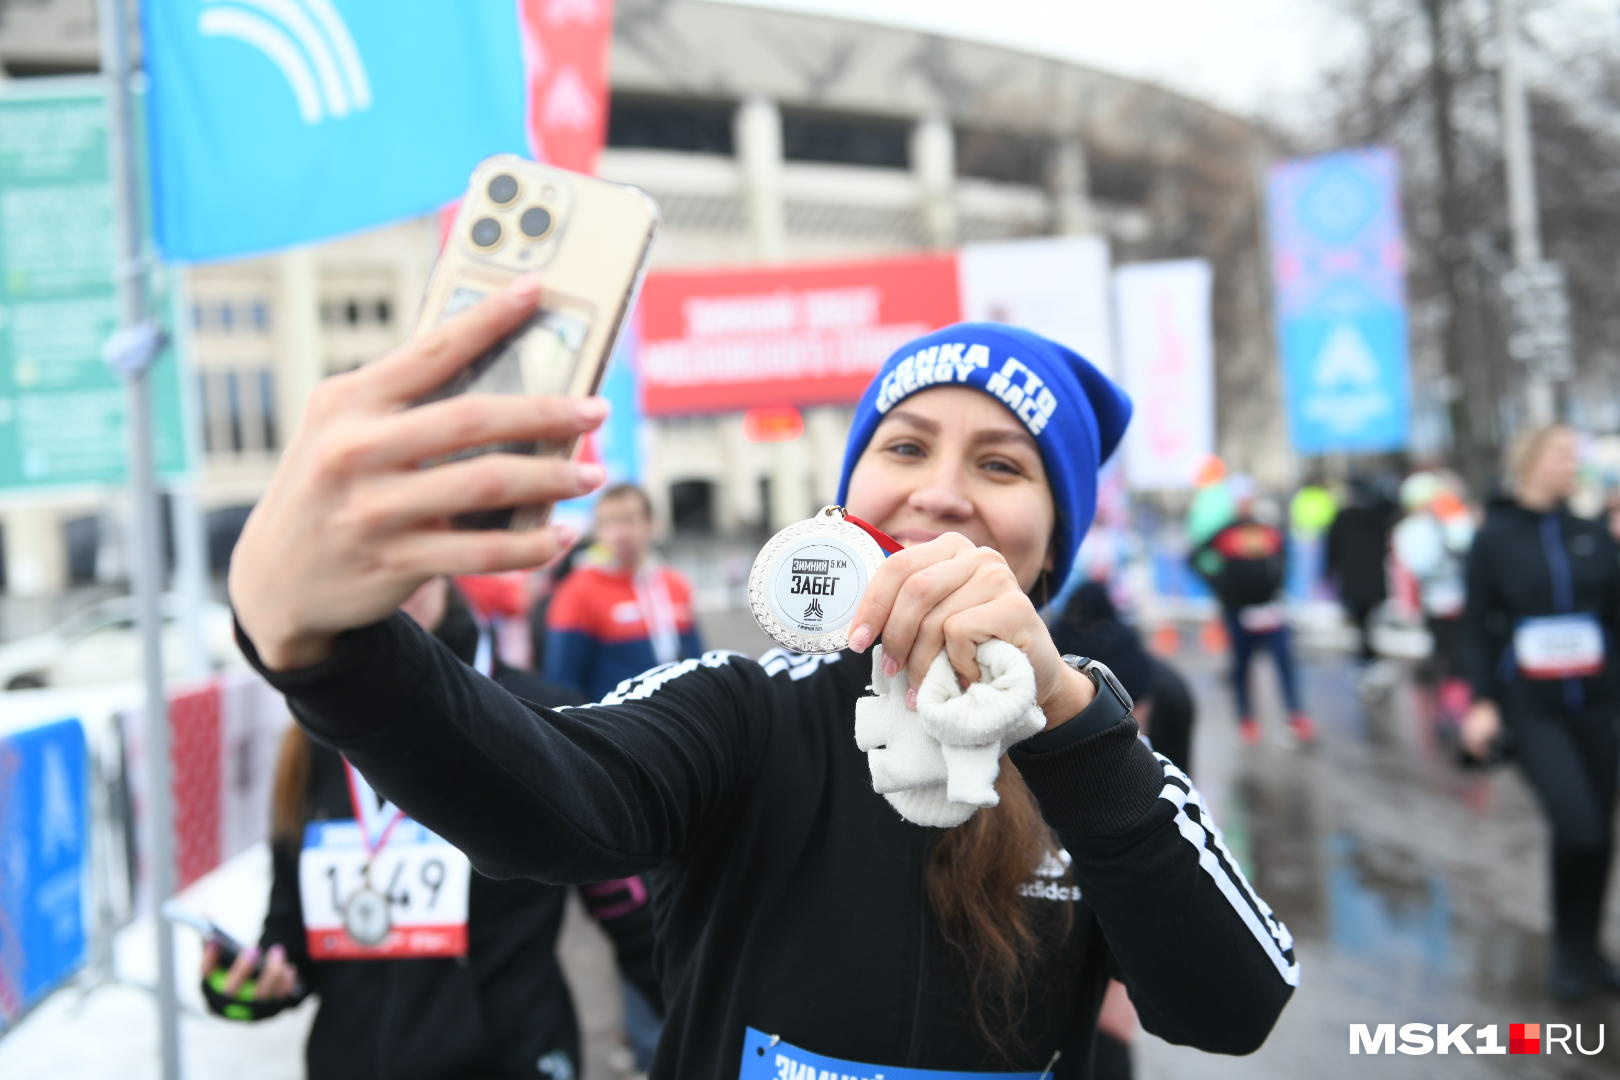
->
[1147,431,1620,1004]
[188,269,1620,1078]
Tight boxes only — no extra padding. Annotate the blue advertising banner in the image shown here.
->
[0,718,90,1030]
[552,313,644,532]
[143,1,530,261]
[1267,148,1412,454]
[594,315,646,488]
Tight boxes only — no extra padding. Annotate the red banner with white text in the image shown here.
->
[638,254,962,415]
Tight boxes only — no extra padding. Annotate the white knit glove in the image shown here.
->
[854,641,1046,828]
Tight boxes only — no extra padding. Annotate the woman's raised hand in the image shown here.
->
[845,534,1095,729]
[229,276,608,670]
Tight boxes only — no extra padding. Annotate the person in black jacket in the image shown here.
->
[227,297,1297,1079]
[1325,476,1397,673]
[201,576,662,1079]
[1189,481,1314,746]
[1460,425,1620,1001]
[1050,581,1195,776]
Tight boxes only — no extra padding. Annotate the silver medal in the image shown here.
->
[342,886,392,946]
[748,506,886,653]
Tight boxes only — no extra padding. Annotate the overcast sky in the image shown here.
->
[729,0,1619,122]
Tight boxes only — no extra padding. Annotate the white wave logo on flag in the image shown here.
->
[198,0,373,125]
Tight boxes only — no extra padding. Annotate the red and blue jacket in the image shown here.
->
[543,561,703,702]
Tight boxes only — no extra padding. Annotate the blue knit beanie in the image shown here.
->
[834,322,1132,591]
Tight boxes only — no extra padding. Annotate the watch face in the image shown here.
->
[1090,659,1135,712]
[1064,655,1133,712]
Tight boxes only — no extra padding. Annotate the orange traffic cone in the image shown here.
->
[1149,624,1181,656]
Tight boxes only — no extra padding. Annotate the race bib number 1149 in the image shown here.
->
[299,819,471,960]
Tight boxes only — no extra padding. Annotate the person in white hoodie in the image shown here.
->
[1391,471,1475,722]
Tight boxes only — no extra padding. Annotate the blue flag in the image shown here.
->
[1266,148,1412,454]
[143,1,530,262]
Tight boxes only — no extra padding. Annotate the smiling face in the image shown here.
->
[844,386,1057,591]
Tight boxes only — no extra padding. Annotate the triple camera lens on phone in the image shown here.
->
[472,174,553,250]
[487,174,519,205]
[519,207,553,238]
[471,217,503,249]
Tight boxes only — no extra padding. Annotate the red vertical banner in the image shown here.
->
[441,0,616,242]
[519,0,616,175]
[169,684,223,890]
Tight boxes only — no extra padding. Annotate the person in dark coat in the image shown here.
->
[1050,581,1195,775]
[1326,476,1397,668]
[1460,426,1620,1001]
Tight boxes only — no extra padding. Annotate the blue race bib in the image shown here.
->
[736,1027,1051,1080]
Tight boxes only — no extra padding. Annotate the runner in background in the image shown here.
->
[543,483,700,1074]
[1050,581,1195,776]
[1391,470,1475,729]
[544,484,703,702]
[1287,473,1339,605]
[1191,477,1314,746]
[1326,476,1398,690]
[527,533,593,674]
[1461,425,1620,1001]
[200,577,661,1079]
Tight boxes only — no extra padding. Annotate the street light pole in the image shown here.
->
[1498,0,1557,424]
[98,0,183,1077]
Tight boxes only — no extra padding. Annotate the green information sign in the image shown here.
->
[0,82,191,494]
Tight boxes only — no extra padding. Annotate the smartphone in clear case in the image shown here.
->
[412,155,659,530]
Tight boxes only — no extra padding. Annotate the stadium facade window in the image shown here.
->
[1087,157,1157,206]
[955,128,1051,186]
[258,368,278,450]
[195,373,215,455]
[608,95,736,154]
[669,479,717,536]
[223,369,244,453]
[780,108,910,168]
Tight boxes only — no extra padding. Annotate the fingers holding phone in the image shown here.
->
[251,944,300,1002]
[230,158,657,672]
[229,282,608,670]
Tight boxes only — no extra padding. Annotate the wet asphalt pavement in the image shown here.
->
[1131,638,1617,1079]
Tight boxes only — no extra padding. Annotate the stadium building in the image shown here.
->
[0,0,1283,595]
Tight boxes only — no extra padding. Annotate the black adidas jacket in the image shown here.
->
[240,613,1297,1079]
[1463,497,1620,718]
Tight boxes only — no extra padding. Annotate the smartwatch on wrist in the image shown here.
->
[1058,655,1135,733]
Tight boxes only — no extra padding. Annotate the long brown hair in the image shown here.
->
[269,725,314,846]
[926,761,1073,1056]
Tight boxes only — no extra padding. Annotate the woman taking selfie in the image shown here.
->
[230,280,1297,1078]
